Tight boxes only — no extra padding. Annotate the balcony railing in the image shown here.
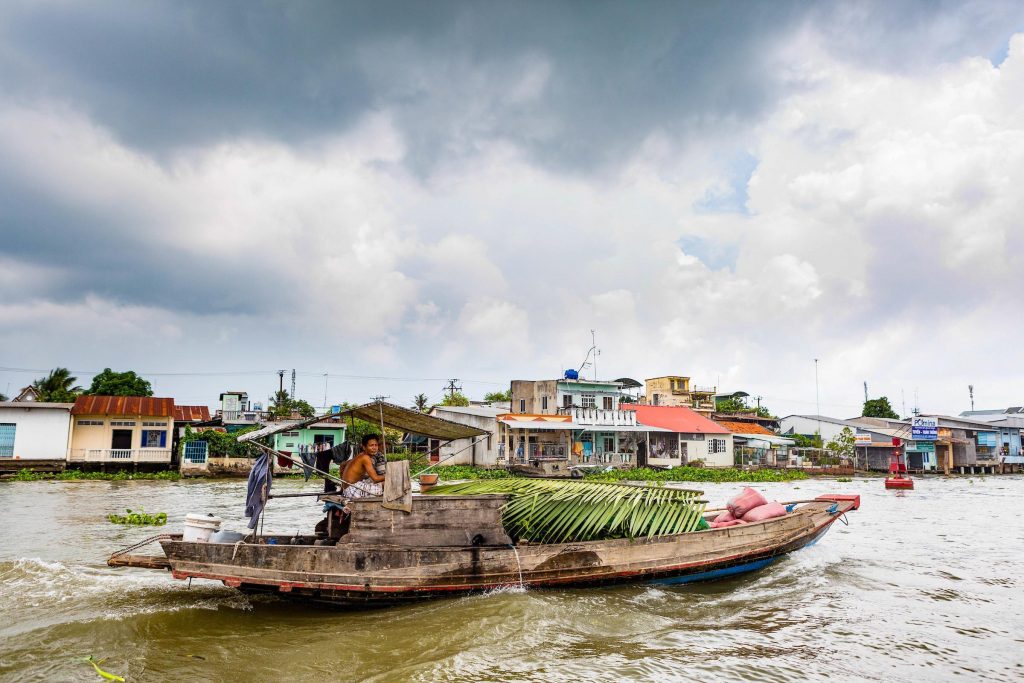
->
[218,410,269,422]
[692,386,717,394]
[556,407,637,427]
[69,448,172,463]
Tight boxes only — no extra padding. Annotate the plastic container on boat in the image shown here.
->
[184,513,223,543]
[209,530,245,544]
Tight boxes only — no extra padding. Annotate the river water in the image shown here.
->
[1,476,1022,682]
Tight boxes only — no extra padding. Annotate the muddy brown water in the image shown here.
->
[1,476,1022,682]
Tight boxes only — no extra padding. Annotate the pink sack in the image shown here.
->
[727,487,768,517]
[710,519,746,528]
[741,501,788,522]
[714,510,736,523]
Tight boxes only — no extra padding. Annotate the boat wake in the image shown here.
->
[0,557,250,639]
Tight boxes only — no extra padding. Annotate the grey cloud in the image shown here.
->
[0,1,810,175]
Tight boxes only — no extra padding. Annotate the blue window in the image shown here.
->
[183,440,208,464]
[0,424,14,457]
[141,430,167,448]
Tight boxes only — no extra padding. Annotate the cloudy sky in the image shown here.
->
[1,0,1022,417]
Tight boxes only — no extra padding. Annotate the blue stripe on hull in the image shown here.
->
[648,556,778,585]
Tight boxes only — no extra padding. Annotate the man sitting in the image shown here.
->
[340,434,387,498]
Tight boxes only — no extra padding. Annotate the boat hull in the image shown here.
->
[156,497,855,607]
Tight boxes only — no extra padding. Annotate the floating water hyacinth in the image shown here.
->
[106,508,167,526]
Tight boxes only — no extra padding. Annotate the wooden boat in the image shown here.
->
[111,492,859,607]
[108,401,860,607]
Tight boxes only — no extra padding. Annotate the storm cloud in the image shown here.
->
[1,0,1023,414]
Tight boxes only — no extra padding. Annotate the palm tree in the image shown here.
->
[413,393,430,413]
[425,479,708,542]
[33,367,82,402]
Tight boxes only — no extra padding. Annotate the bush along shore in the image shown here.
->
[5,469,181,482]
[584,467,810,484]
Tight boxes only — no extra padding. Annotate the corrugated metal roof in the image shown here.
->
[174,405,211,422]
[624,404,729,434]
[72,396,174,417]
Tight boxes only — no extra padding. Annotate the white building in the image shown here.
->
[0,402,74,462]
[428,404,507,466]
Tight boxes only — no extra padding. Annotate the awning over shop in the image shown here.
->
[498,417,666,432]
[239,400,488,443]
[734,433,795,446]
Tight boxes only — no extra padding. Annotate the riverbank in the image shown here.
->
[5,465,807,484]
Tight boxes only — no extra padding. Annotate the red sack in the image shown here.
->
[710,519,746,528]
[714,510,736,523]
[727,487,768,517]
[741,501,788,522]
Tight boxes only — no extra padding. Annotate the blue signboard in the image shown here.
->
[911,417,938,441]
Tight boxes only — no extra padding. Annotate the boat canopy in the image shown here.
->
[237,400,489,443]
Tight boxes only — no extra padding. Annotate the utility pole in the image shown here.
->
[755,396,763,411]
[323,373,329,409]
[968,384,974,412]
[445,379,462,399]
[863,381,868,404]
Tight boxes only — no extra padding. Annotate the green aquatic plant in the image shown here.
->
[426,479,708,543]
[106,508,167,526]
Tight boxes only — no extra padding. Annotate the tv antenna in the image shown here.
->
[290,369,296,399]
[578,330,600,381]
[968,384,974,411]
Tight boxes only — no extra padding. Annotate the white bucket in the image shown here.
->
[183,513,223,543]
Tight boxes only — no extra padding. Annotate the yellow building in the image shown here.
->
[68,395,175,466]
[644,376,717,416]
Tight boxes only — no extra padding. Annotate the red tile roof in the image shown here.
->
[174,405,211,422]
[624,404,729,434]
[715,420,775,435]
[72,396,175,417]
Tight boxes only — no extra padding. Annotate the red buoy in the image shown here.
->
[885,437,914,490]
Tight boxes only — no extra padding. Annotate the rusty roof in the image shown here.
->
[72,395,175,417]
[715,420,775,435]
[174,405,211,422]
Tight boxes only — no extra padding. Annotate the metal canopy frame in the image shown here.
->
[238,400,488,443]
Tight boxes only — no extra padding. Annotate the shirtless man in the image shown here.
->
[340,434,386,498]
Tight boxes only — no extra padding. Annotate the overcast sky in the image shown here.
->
[1,0,1023,417]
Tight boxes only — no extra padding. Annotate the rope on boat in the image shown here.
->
[109,533,176,559]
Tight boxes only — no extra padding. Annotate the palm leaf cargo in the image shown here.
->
[107,401,861,608]
[425,479,709,543]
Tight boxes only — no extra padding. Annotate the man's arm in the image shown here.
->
[362,454,385,483]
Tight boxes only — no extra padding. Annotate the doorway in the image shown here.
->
[313,434,335,448]
[111,430,132,450]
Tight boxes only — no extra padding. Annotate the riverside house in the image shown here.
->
[626,404,734,468]
[68,396,175,468]
[0,401,74,473]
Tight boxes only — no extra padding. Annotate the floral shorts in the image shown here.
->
[344,480,383,499]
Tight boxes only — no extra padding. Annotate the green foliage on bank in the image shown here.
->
[584,466,809,483]
[5,468,181,482]
[413,465,515,480]
[178,424,261,458]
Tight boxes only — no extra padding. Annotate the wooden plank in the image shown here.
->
[107,554,171,570]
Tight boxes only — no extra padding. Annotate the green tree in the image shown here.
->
[85,368,152,396]
[0,392,7,402]
[715,396,748,413]
[862,396,899,419]
[483,389,512,402]
[440,391,470,407]
[826,427,856,461]
[413,393,430,413]
[270,390,315,418]
[33,367,83,402]
[790,433,823,448]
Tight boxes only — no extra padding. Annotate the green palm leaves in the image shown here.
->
[426,479,708,543]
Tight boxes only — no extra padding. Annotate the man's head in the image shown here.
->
[361,434,381,455]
